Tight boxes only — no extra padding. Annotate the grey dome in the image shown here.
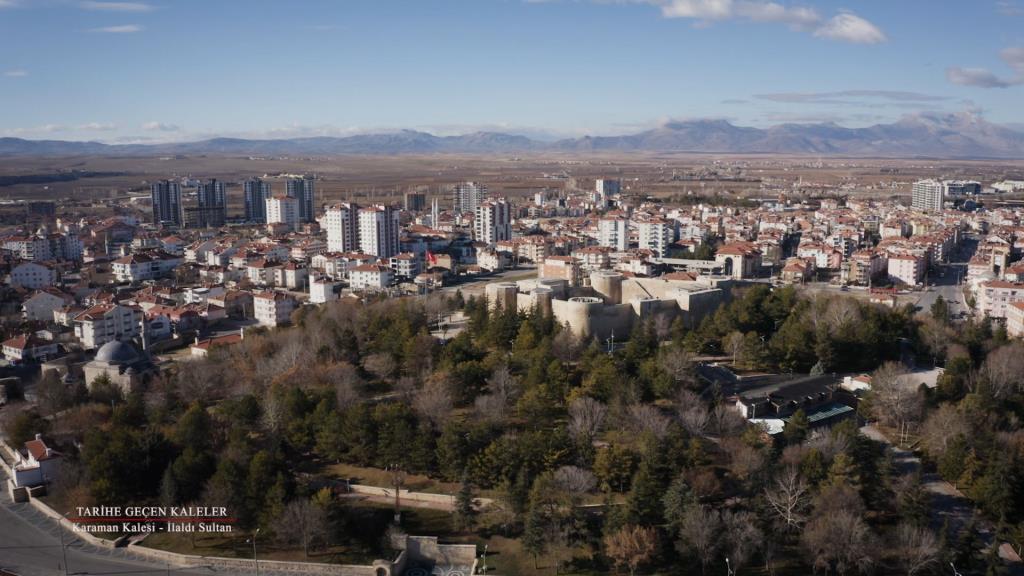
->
[94,340,139,365]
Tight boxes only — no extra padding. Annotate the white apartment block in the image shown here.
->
[10,262,57,290]
[3,233,82,262]
[887,255,924,286]
[112,252,182,283]
[453,182,486,214]
[637,219,674,257]
[977,280,1024,319]
[253,292,297,327]
[1007,302,1024,338]
[598,217,629,251]
[325,203,360,253]
[309,277,339,305]
[73,304,143,350]
[266,195,300,231]
[349,264,392,291]
[389,253,421,279]
[358,205,401,258]
[473,200,512,245]
[911,180,944,212]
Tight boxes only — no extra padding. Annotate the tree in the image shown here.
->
[604,525,658,576]
[677,504,721,575]
[764,466,810,532]
[454,478,477,531]
[3,411,48,446]
[866,361,921,429]
[931,295,950,324]
[594,446,638,493]
[411,376,453,429]
[568,397,607,445]
[784,409,809,445]
[896,523,940,576]
[522,501,548,569]
[275,498,328,556]
[979,344,1024,399]
[722,510,762,573]
[802,510,876,575]
[920,404,969,462]
[662,475,695,532]
[36,370,71,416]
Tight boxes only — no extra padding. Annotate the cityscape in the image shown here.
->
[2,2,1024,576]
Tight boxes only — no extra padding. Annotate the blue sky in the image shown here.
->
[1,0,1023,142]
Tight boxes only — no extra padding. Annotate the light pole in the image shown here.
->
[481,544,488,574]
[59,511,70,576]
[950,562,963,576]
[248,528,260,576]
[725,557,735,576]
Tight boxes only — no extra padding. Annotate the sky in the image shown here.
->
[1,0,1023,143]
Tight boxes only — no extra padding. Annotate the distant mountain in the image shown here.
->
[2,113,1023,158]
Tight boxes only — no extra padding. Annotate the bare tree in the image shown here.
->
[895,523,939,576]
[826,297,862,332]
[550,328,583,364]
[802,510,875,575]
[722,510,763,572]
[677,389,711,437]
[919,403,969,459]
[979,343,1024,399]
[325,361,361,409]
[412,376,453,429]
[275,498,329,557]
[363,352,397,382]
[867,361,921,429]
[554,466,597,498]
[710,404,747,437]
[677,504,721,575]
[724,438,767,483]
[659,347,698,390]
[568,397,607,444]
[725,331,746,366]
[764,466,810,531]
[627,403,671,439]
[918,317,948,366]
[604,525,658,576]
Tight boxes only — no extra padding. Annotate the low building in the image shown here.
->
[887,254,924,286]
[253,291,297,327]
[10,261,57,289]
[12,434,61,488]
[350,264,392,292]
[977,280,1024,319]
[82,339,155,394]
[2,334,59,363]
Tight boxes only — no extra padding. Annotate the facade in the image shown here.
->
[358,205,401,258]
[309,277,339,304]
[244,178,272,223]
[887,255,924,286]
[539,256,583,287]
[12,434,61,488]
[473,200,512,245]
[977,280,1024,319]
[404,192,426,212]
[3,233,82,262]
[349,264,392,291]
[186,179,227,228]
[389,253,421,279]
[598,216,629,251]
[266,195,300,231]
[637,218,674,257]
[453,182,486,214]
[911,179,944,212]
[73,304,143,350]
[715,242,762,279]
[286,176,316,223]
[325,203,360,253]
[10,261,57,289]
[151,180,183,226]
[943,180,981,197]
[23,288,74,322]
[1008,302,1024,338]
[2,334,59,363]
[595,179,621,204]
[112,251,182,283]
[253,291,297,327]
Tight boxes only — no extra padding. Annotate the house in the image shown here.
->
[1008,302,1024,338]
[715,242,762,279]
[12,434,61,488]
[977,280,1024,319]
[22,288,75,322]
[349,264,392,292]
[253,291,297,327]
[309,277,340,304]
[10,261,57,290]
[781,258,813,284]
[2,334,59,363]
[389,253,421,279]
[190,332,244,358]
[111,251,182,283]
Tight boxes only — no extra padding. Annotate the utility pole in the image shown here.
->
[247,528,260,576]
[59,512,69,576]
[387,464,405,525]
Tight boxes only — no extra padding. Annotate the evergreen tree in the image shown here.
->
[454,477,477,531]
[783,409,809,445]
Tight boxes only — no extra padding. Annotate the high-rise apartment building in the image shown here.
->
[244,178,272,223]
[453,182,486,214]
[598,215,629,251]
[404,191,426,212]
[266,195,299,230]
[325,203,360,253]
[911,179,944,212]
[358,205,401,258]
[473,199,512,245]
[286,176,316,223]
[637,218,675,257]
[184,179,227,228]
[151,180,183,226]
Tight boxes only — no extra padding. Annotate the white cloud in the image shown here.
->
[78,122,117,131]
[813,12,887,44]
[4,69,28,77]
[89,24,144,33]
[0,0,18,7]
[81,1,154,11]
[946,46,1024,88]
[997,0,1023,16]
[579,1,885,43]
[142,121,181,132]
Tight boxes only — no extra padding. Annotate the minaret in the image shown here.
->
[431,197,440,228]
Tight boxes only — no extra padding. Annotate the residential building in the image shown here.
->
[911,179,944,212]
[389,253,421,279]
[598,215,629,251]
[309,277,339,304]
[349,264,392,291]
[253,291,297,327]
[2,334,59,363]
[151,180,183,226]
[325,203,360,253]
[453,182,486,214]
[887,254,924,286]
[977,280,1024,319]
[73,303,143,350]
[185,179,227,228]
[286,176,316,223]
[11,434,61,488]
[112,251,182,283]
[266,195,300,231]
[244,178,272,223]
[637,218,674,257]
[1008,302,1024,338]
[715,242,762,279]
[22,288,74,322]
[404,192,426,212]
[473,199,512,245]
[358,205,401,258]
[10,261,57,289]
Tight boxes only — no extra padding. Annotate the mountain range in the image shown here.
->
[3,113,1024,159]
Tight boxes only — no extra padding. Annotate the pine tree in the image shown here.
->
[454,478,477,531]
[824,452,859,490]
[783,409,809,445]
[521,504,547,569]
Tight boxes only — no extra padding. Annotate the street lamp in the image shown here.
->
[725,557,735,576]
[950,562,963,576]
[246,528,260,576]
